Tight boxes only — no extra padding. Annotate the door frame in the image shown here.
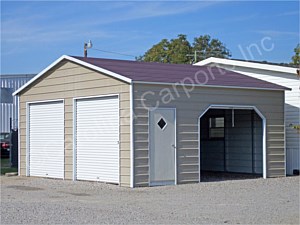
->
[72,94,120,183]
[148,107,177,186]
[26,99,65,178]
[198,104,267,182]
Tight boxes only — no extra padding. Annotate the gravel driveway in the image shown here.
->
[1,176,299,224]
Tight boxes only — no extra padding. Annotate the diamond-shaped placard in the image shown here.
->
[157,118,167,130]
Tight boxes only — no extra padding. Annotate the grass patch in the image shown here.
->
[1,158,18,175]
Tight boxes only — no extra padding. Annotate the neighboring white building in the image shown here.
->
[195,57,300,175]
[0,74,36,133]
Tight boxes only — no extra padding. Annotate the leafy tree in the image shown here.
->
[137,34,231,64]
[291,44,300,66]
[193,35,231,61]
[167,34,192,64]
[136,39,170,63]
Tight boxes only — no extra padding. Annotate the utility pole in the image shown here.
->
[84,40,93,57]
[84,43,88,57]
[186,50,202,64]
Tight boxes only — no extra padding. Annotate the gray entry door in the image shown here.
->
[149,108,176,186]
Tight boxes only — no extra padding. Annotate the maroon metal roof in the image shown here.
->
[72,56,289,90]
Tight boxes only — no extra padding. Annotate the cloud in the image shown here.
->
[254,30,300,38]
[1,1,219,51]
[121,2,217,19]
[220,14,258,23]
[72,1,219,27]
[277,10,299,17]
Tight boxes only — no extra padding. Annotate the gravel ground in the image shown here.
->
[1,176,299,224]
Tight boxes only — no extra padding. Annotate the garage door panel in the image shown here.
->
[30,153,64,159]
[76,110,119,115]
[77,158,119,164]
[77,166,119,172]
[76,96,119,183]
[29,101,64,179]
[76,135,118,139]
[76,152,119,157]
[29,170,63,178]
[30,163,64,169]
[76,140,119,144]
[77,152,119,157]
[29,135,63,139]
[76,146,118,151]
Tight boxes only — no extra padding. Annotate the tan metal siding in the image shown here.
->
[19,60,131,187]
[133,84,285,186]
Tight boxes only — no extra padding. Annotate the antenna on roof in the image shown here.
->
[84,40,93,57]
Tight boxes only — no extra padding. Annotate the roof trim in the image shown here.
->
[133,81,289,91]
[13,55,132,96]
[0,74,36,78]
[195,57,298,74]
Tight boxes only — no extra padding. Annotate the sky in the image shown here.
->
[1,0,299,74]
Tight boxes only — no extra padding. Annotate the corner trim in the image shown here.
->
[130,84,135,188]
[17,97,20,176]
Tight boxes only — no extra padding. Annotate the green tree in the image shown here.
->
[167,34,192,64]
[192,35,231,61]
[136,39,170,63]
[137,34,231,64]
[291,44,300,66]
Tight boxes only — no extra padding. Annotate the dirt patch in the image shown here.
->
[6,185,44,191]
[65,192,91,197]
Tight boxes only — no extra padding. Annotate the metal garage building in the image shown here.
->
[14,55,289,187]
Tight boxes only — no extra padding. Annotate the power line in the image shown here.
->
[90,47,136,58]
[187,50,227,63]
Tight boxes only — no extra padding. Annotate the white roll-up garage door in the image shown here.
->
[28,101,64,179]
[75,96,119,183]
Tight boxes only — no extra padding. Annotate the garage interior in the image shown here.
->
[200,108,263,181]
